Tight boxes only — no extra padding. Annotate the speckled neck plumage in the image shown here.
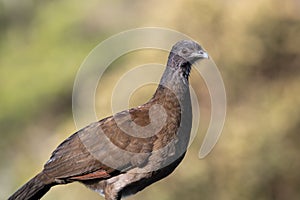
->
[156,52,191,102]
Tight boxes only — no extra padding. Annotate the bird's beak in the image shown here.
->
[190,50,209,59]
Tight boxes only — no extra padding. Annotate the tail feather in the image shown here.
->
[9,172,55,200]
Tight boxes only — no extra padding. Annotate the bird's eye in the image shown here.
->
[182,48,188,54]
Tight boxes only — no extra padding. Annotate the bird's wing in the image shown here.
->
[42,121,118,181]
[43,105,156,181]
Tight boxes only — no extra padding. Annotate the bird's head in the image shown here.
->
[171,40,209,64]
[167,40,209,80]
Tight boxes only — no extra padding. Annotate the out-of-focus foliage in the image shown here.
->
[1,0,300,199]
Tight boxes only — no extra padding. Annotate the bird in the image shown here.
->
[9,40,209,200]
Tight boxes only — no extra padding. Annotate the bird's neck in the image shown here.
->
[155,55,191,102]
[157,69,187,100]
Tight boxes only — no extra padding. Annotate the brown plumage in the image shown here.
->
[9,40,209,200]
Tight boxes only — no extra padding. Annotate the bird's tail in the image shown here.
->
[8,172,55,200]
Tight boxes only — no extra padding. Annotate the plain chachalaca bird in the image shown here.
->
[9,40,209,200]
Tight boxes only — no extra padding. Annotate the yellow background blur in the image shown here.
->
[1,0,300,199]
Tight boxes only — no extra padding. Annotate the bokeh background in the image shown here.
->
[1,0,300,199]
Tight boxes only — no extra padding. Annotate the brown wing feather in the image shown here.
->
[43,123,115,180]
[69,169,111,181]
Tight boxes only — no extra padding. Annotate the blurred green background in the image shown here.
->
[1,0,300,199]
